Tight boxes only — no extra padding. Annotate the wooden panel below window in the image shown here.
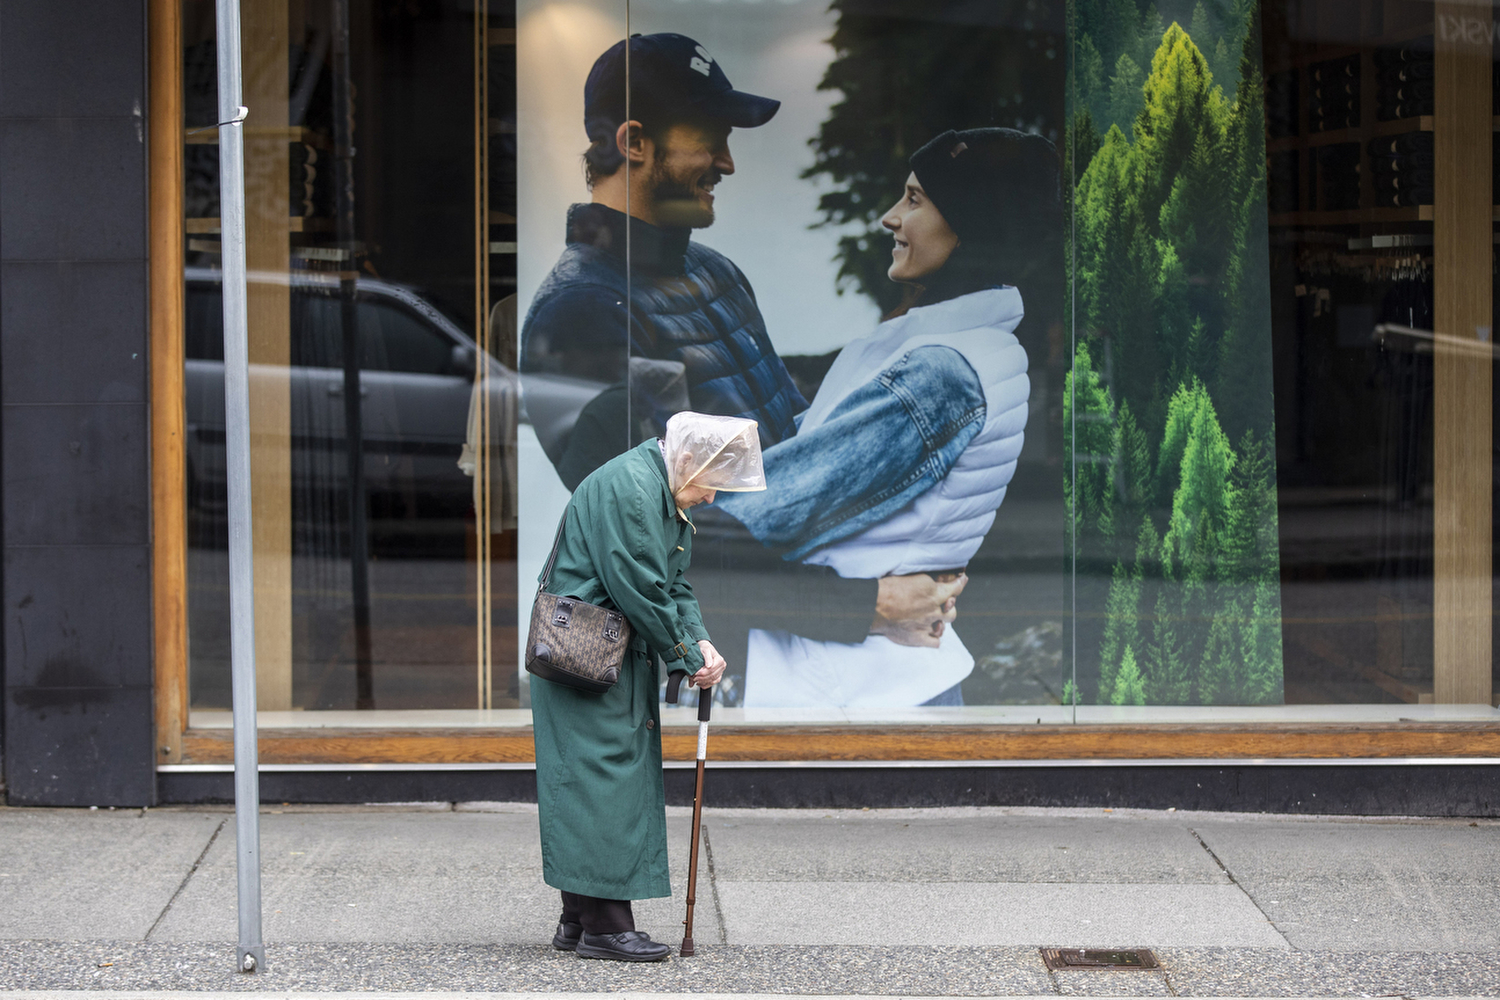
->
[177,724,1500,765]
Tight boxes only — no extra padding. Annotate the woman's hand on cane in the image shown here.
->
[694,640,727,688]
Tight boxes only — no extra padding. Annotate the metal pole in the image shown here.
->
[331,0,373,709]
[215,0,266,975]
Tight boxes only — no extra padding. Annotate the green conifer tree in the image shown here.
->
[1098,556,1140,703]
[1064,342,1116,552]
[1114,399,1153,544]
[1189,3,1213,55]
[1077,0,1135,72]
[1158,127,1234,342]
[1212,37,1232,92]
[1144,580,1188,703]
[1163,382,1235,569]
[1111,645,1147,705]
[1241,577,1285,703]
[1071,108,1101,185]
[1225,429,1277,583]
[1076,32,1106,118]
[1132,23,1225,231]
[1156,381,1197,508]
[1135,5,1166,74]
[1197,592,1244,703]
[1070,0,1284,708]
[1107,51,1145,131]
[1127,518,1166,702]
[1154,240,1194,386]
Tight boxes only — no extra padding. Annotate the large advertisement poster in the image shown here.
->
[515,0,1279,714]
[1068,0,1284,707]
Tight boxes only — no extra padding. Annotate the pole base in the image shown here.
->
[680,936,695,957]
[237,945,266,974]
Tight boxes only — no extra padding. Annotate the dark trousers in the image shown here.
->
[560,890,635,934]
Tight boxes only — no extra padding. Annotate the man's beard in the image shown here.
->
[648,160,716,229]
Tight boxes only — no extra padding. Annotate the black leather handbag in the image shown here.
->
[524,518,632,693]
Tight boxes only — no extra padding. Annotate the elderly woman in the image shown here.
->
[530,411,765,962]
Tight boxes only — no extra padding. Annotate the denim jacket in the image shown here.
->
[717,344,986,561]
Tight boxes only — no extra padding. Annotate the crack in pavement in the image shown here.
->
[1189,827,1293,950]
[702,824,729,946]
[144,818,225,942]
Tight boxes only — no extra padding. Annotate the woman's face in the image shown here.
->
[675,483,717,509]
[671,452,718,509]
[881,173,960,283]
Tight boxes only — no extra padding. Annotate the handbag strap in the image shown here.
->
[537,512,568,594]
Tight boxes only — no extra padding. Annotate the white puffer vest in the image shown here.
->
[805,286,1030,578]
[743,287,1031,709]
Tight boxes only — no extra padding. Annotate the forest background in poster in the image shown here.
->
[1066,0,1284,706]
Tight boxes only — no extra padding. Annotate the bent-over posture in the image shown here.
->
[530,412,764,962]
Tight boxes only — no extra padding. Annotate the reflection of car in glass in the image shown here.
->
[184,268,514,555]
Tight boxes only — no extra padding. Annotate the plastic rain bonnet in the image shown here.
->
[663,412,766,496]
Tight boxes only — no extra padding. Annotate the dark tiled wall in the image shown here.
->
[0,0,154,805]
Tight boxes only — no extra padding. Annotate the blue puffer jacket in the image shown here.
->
[521,203,805,446]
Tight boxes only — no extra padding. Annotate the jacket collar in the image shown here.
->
[904,285,1024,332]
[641,439,693,527]
[566,202,692,277]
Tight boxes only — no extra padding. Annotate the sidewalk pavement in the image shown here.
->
[1,802,1498,997]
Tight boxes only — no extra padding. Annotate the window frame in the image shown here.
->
[147,0,1500,769]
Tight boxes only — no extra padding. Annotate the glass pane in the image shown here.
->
[1259,0,1494,715]
[1067,0,1287,714]
[358,300,458,375]
[182,0,520,720]
[1062,0,1498,720]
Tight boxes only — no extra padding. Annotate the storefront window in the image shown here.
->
[173,0,1498,745]
[181,0,519,722]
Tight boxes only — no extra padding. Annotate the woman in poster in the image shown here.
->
[717,127,1062,708]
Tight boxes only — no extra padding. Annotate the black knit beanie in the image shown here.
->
[910,128,1060,246]
[905,127,1062,303]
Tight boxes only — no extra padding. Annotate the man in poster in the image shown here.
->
[520,33,964,684]
[521,32,802,470]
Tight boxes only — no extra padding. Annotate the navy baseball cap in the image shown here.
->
[584,33,780,142]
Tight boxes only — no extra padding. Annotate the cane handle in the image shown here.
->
[665,668,714,722]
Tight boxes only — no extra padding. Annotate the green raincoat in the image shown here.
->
[531,439,709,900]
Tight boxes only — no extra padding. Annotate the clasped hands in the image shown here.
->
[869,571,969,648]
[689,571,967,689]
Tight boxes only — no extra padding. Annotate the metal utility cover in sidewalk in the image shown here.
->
[1041,947,1160,970]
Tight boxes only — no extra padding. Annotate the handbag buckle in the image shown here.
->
[552,600,573,628]
[603,612,623,642]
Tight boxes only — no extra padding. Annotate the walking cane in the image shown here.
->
[666,669,712,957]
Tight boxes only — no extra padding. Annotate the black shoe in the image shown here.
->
[552,920,583,951]
[575,930,672,962]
